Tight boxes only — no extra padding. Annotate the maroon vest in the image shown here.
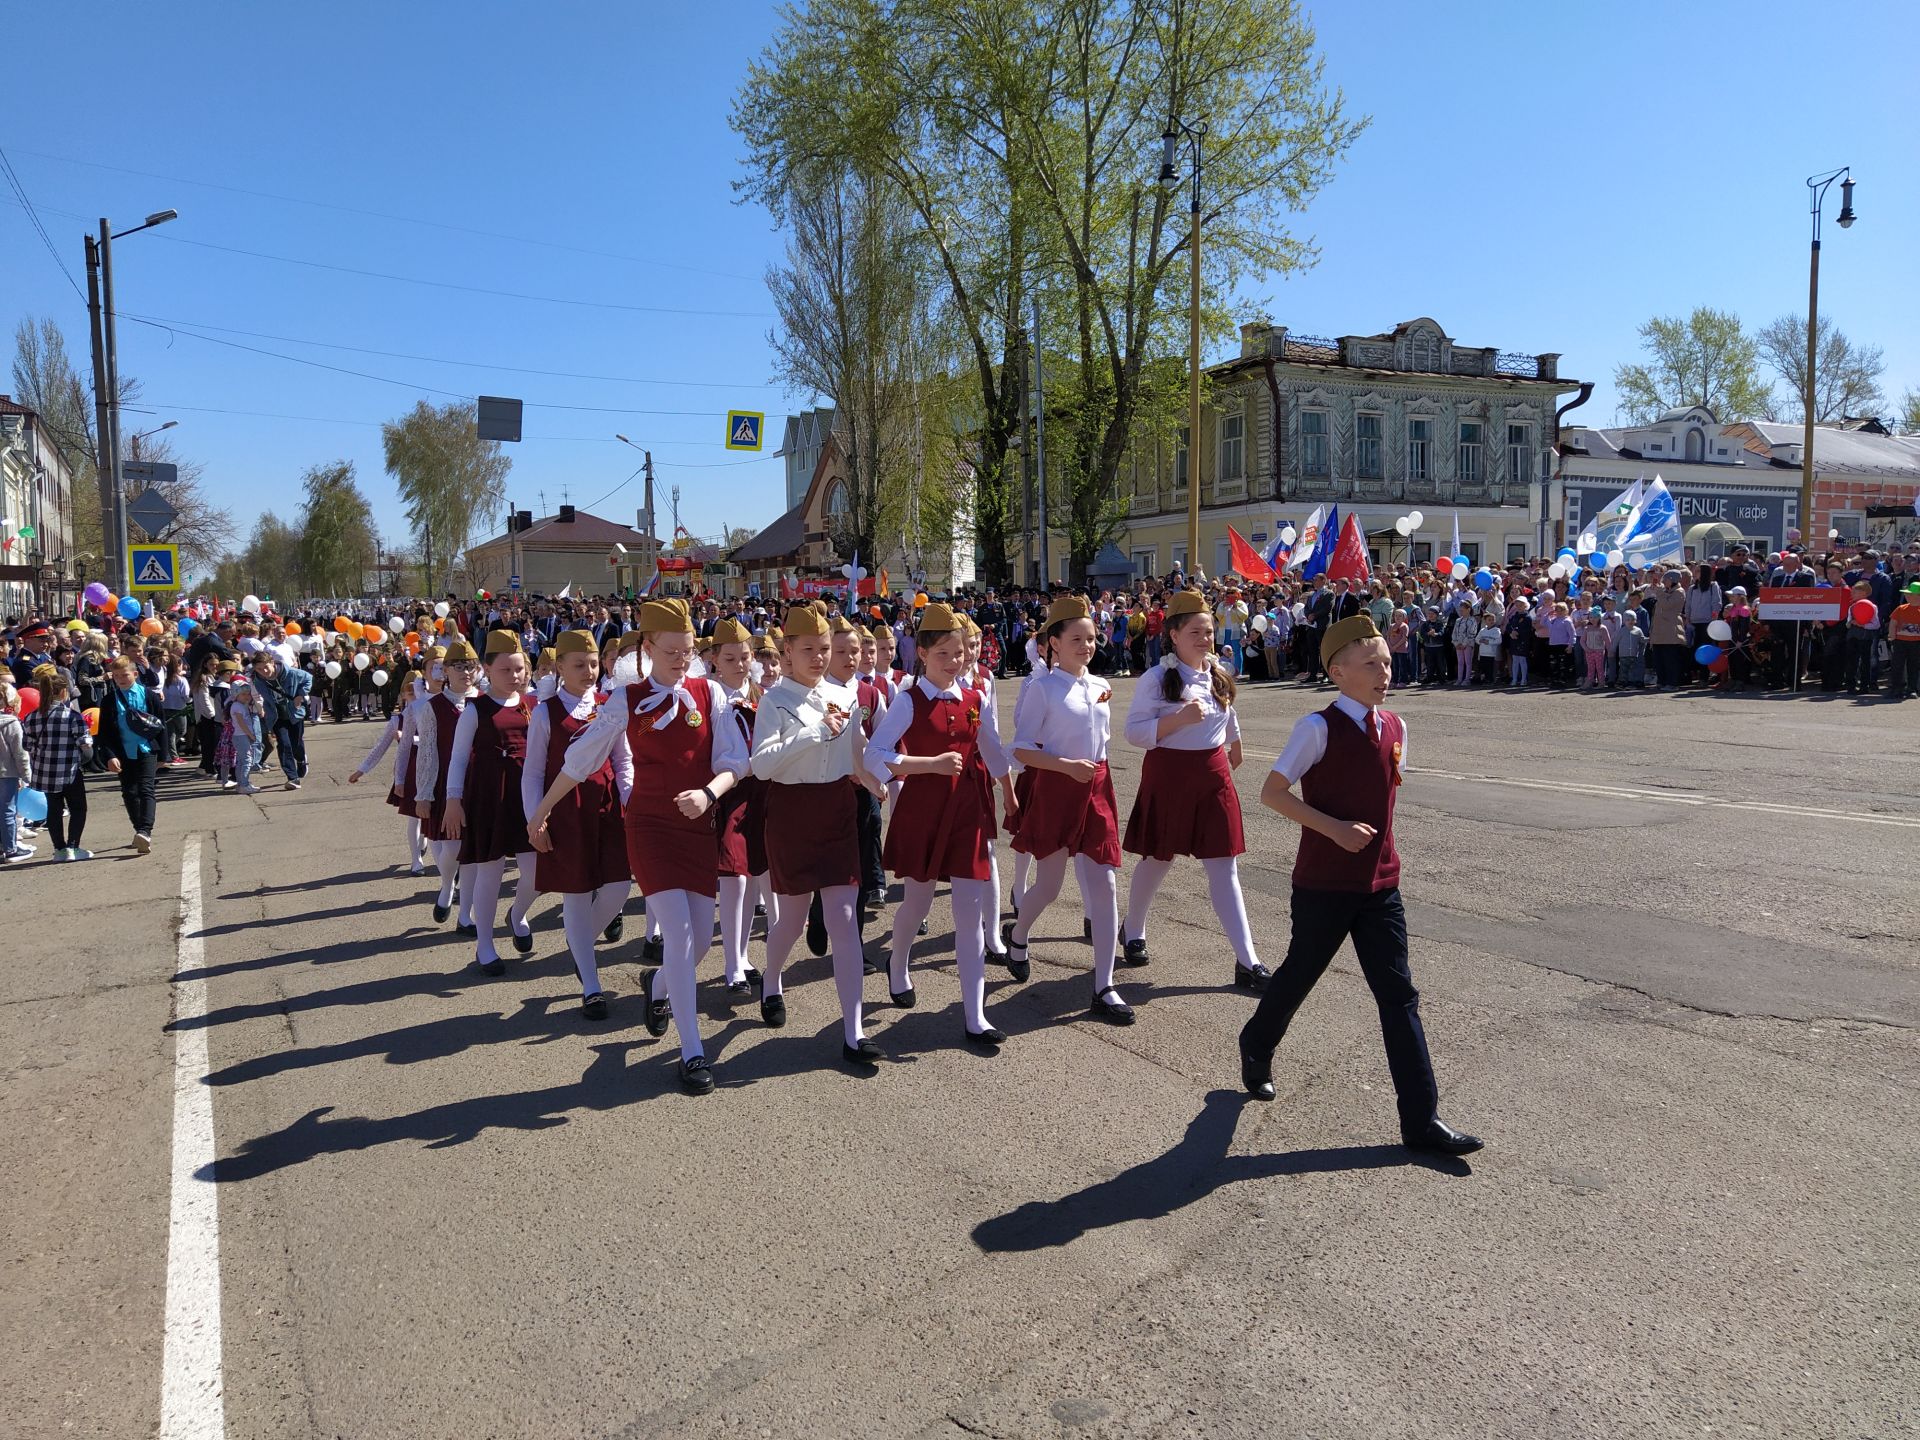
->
[1291,703,1403,894]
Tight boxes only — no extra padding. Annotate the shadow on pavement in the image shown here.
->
[971,1090,1470,1253]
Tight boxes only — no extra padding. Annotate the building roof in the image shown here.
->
[1738,421,1920,479]
[730,500,808,563]
[475,509,651,550]
[0,394,41,418]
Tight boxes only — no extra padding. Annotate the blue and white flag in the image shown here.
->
[1619,476,1684,570]
[1577,478,1644,559]
[1300,505,1340,580]
[1284,505,1325,574]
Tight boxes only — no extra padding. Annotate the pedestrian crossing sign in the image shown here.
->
[128,543,180,592]
[725,410,764,451]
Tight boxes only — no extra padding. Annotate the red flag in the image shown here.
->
[1326,513,1372,584]
[1226,524,1278,583]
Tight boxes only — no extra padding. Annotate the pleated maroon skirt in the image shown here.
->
[762,779,859,894]
[1122,745,1245,861]
[1013,762,1122,867]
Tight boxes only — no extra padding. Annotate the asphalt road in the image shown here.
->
[5,675,1916,1439]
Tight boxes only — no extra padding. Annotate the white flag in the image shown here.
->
[1285,506,1326,573]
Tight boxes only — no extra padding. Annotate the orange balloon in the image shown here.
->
[140,617,164,636]
[82,706,100,736]
[284,621,302,636]
[333,615,352,633]
[403,631,419,645]
[434,618,446,634]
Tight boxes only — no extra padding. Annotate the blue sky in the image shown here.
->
[4,0,1913,568]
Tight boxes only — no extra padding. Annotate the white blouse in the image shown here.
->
[750,676,864,786]
[1010,664,1112,765]
[1123,660,1241,752]
[525,685,634,813]
[563,678,747,788]
[864,675,1013,785]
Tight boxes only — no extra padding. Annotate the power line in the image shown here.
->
[144,232,771,320]
[10,145,763,283]
[0,146,85,302]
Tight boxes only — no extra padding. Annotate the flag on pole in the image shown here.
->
[1576,478,1644,558]
[1286,506,1326,574]
[641,571,660,597]
[1450,511,1462,561]
[1226,524,1278,583]
[1262,529,1290,572]
[1325,511,1372,584]
[1619,476,1684,569]
[1300,505,1340,580]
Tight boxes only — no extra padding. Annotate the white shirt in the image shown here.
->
[526,685,633,812]
[412,687,477,802]
[1270,695,1406,783]
[1010,664,1111,764]
[563,678,747,790]
[1124,660,1242,752]
[751,676,865,785]
[863,675,1013,785]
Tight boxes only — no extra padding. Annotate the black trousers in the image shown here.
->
[856,786,884,896]
[117,750,159,837]
[1239,886,1439,1132]
[197,717,222,775]
[47,775,88,850]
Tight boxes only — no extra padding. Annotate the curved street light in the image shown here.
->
[1799,168,1857,551]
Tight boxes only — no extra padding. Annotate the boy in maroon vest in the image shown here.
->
[1238,614,1482,1156]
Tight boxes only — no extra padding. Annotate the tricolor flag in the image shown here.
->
[1300,505,1340,580]
[1286,506,1327,575]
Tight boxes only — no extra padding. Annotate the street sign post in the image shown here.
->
[477,396,523,443]
[509,574,522,593]
[725,410,764,451]
[122,460,179,486]
[127,543,180,592]
[126,486,180,537]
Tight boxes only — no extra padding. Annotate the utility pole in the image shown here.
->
[98,221,128,593]
[83,236,115,589]
[643,449,656,576]
[1033,294,1048,589]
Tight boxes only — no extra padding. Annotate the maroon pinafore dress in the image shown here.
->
[624,676,723,899]
[535,693,630,894]
[880,686,994,884]
[457,692,532,865]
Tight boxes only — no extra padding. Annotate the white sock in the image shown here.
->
[561,892,604,997]
[1201,856,1259,969]
[762,894,803,998]
[405,816,423,869]
[469,858,506,962]
[717,874,751,983]
[1010,850,1070,947]
[1124,856,1174,944]
[456,863,476,926]
[951,877,993,1031]
[984,843,1007,955]
[888,878,937,991]
[1074,854,1120,993]
[590,880,631,936]
[1011,848,1033,912]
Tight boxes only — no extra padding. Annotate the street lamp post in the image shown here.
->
[1160,118,1207,581]
[83,208,178,591]
[128,419,177,461]
[1799,168,1855,547]
[615,434,657,590]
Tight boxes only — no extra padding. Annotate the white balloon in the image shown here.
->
[1394,517,1412,536]
[1606,549,1625,568]
[1250,613,1269,633]
[1407,511,1425,529]
[434,601,451,618]
[1547,562,1567,580]
[1279,526,1297,545]
[353,652,371,671]
[241,593,261,615]
[1706,619,1732,643]
[325,660,343,680]
[372,668,390,686]
[388,616,406,635]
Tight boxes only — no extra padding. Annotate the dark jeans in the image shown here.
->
[1891,641,1920,698]
[1239,886,1438,1132]
[1844,631,1878,691]
[117,750,158,837]
[48,775,88,850]
[197,717,222,775]
[161,708,187,763]
[274,720,308,780]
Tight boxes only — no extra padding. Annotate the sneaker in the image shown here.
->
[221,780,237,791]
[4,848,32,865]
[69,847,93,861]
[236,784,259,796]
[133,833,152,855]
[286,779,301,790]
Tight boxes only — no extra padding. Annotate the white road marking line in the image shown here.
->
[1407,767,1920,829]
[161,834,226,1440]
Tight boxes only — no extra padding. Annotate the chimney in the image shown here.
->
[1239,321,1284,359]
[558,504,576,524]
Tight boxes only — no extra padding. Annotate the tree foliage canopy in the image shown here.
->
[1755,313,1886,424]
[381,401,510,594]
[1613,308,1772,425]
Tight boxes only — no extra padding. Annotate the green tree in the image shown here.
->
[298,461,377,596]
[1755,314,1886,424]
[381,401,511,595]
[1614,308,1772,424]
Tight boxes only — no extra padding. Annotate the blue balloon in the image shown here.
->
[1472,568,1493,590]
[1588,553,1609,572]
[177,616,197,636]
[16,787,48,825]
[1694,644,1721,665]
[1452,554,1470,573]
[117,595,142,620]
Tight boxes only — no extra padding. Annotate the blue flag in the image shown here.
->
[1300,504,1340,580]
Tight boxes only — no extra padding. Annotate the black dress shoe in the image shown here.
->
[643,970,671,1038]
[917,919,928,936]
[1089,986,1135,1025]
[456,922,477,937]
[760,993,787,1028]
[512,929,535,956]
[602,914,624,944]
[841,1037,882,1066]
[862,887,886,910]
[640,934,663,966]
[678,1055,715,1095]
[964,1026,1007,1048]
[1233,961,1272,992]
[581,991,609,1021]
[744,964,762,990]
[1121,937,1151,967]
[890,983,916,1009]
[863,956,879,975]
[432,901,451,924]
[1403,1119,1483,1156]
[1240,1046,1275,1101]
[471,958,506,978]
[726,977,754,997]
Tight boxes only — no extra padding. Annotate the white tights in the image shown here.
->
[405,816,425,870]
[467,852,541,963]
[560,881,631,998]
[887,876,995,1031]
[1124,855,1260,969]
[984,843,1008,956]
[647,888,715,1062]
[1011,848,1033,913]
[716,873,772,984]
[763,884,866,1045]
[1012,850,1119,994]
[431,839,473,925]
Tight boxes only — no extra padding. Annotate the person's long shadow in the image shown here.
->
[169,938,511,1030]
[192,893,425,939]
[971,1090,1470,1253]
[218,867,402,900]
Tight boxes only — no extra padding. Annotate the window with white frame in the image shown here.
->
[1356,412,1383,480]
[1301,409,1329,476]
[1131,547,1157,578]
[1507,541,1527,565]
[1408,418,1432,482]
[1217,409,1245,494]
[1507,423,1533,484]
[1458,420,1483,485]
[1173,427,1189,494]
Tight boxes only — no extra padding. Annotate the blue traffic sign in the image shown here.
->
[726,410,765,451]
[127,543,180,592]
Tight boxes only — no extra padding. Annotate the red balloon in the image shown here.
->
[1850,599,1878,625]
[1435,556,1454,576]
[15,685,39,719]
[1707,655,1730,674]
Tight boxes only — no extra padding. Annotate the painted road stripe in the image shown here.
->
[161,834,226,1440]
[1409,768,1920,829]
